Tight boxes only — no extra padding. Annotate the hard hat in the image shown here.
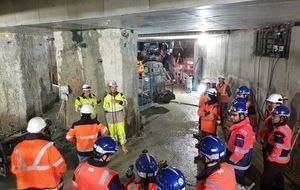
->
[82,84,91,90]
[109,80,118,87]
[196,136,226,160]
[80,104,93,114]
[201,78,210,84]
[27,117,47,133]
[272,105,290,118]
[209,78,217,84]
[206,88,217,96]
[266,93,283,104]
[236,86,250,95]
[94,136,118,155]
[230,103,248,114]
[156,166,186,190]
[218,75,225,79]
[135,153,158,178]
[232,97,247,105]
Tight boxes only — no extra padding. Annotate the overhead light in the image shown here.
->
[197,33,208,46]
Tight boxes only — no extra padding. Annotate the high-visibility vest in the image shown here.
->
[259,115,272,144]
[75,94,101,116]
[196,163,236,190]
[11,139,66,189]
[227,118,256,171]
[216,83,230,103]
[72,163,118,190]
[198,102,220,134]
[103,92,127,112]
[267,124,292,164]
[66,121,108,153]
[126,182,158,190]
[197,94,208,116]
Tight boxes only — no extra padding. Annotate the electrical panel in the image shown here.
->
[255,25,291,58]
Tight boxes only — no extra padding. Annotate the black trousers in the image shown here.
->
[261,161,285,190]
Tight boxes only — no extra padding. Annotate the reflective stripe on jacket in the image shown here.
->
[72,162,118,190]
[196,163,236,190]
[103,92,127,112]
[11,136,66,189]
[198,102,220,134]
[226,118,256,171]
[266,124,292,164]
[66,120,108,153]
[75,94,101,114]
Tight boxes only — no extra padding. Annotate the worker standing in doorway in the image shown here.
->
[103,80,128,153]
[11,117,67,190]
[197,88,220,136]
[236,86,258,133]
[261,105,292,190]
[216,75,232,138]
[225,103,256,185]
[195,136,236,190]
[66,104,108,162]
[259,94,285,165]
[75,84,101,120]
[72,136,125,190]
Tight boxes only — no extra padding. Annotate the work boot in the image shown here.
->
[193,133,202,140]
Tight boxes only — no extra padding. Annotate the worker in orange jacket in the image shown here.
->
[126,150,158,190]
[196,136,236,190]
[259,94,285,165]
[11,117,67,190]
[225,103,256,185]
[198,88,220,136]
[261,105,292,190]
[66,104,108,162]
[216,75,232,136]
[72,136,125,190]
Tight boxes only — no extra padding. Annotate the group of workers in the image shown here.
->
[196,75,292,189]
[9,75,293,190]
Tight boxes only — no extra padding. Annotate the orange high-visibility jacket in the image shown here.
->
[196,163,236,190]
[246,100,258,130]
[216,83,230,103]
[66,120,108,153]
[198,102,220,134]
[72,162,118,190]
[126,182,158,190]
[266,124,292,164]
[259,115,272,144]
[11,134,66,189]
[197,94,208,116]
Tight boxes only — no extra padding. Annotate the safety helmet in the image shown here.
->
[201,78,210,84]
[206,88,217,96]
[135,153,159,178]
[232,97,247,105]
[197,136,226,160]
[94,136,118,155]
[218,75,225,80]
[109,80,118,87]
[80,104,93,114]
[156,166,186,190]
[230,103,248,114]
[236,86,250,95]
[272,105,290,118]
[82,84,91,90]
[209,78,217,84]
[266,93,283,104]
[27,117,47,133]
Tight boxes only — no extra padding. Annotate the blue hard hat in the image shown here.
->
[232,97,247,105]
[231,103,248,114]
[135,153,158,178]
[156,166,186,190]
[272,105,290,118]
[197,136,226,160]
[94,136,118,155]
[236,86,250,95]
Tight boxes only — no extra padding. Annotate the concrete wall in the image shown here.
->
[54,29,139,137]
[0,32,56,134]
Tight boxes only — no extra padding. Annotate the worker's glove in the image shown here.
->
[119,101,124,105]
[126,165,134,178]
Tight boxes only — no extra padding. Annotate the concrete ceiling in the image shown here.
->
[2,0,300,34]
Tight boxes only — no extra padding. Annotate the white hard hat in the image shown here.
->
[206,88,217,96]
[82,84,91,90]
[266,93,283,104]
[80,104,93,114]
[109,80,118,87]
[218,75,225,79]
[27,117,47,133]
[209,78,217,84]
[201,78,210,84]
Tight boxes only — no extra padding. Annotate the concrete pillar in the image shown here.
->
[54,29,139,137]
[0,32,56,134]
